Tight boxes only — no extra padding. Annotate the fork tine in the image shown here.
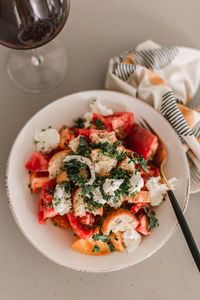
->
[137,117,149,130]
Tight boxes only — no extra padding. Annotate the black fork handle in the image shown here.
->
[168,190,200,272]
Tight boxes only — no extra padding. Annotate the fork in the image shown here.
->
[139,118,200,272]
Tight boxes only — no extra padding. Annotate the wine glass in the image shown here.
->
[0,0,70,93]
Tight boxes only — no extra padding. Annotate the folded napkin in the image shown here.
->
[105,40,200,193]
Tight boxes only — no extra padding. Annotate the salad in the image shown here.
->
[25,99,176,255]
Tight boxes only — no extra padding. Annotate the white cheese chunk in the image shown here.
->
[92,179,123,206]
[129,172,144,194]
[34,128,60,153]
[103,178,123,196]
[52,184,72,215]
[123,229,142,253]
[92,187,106,205]
[83,98,113,127]
[83,112,93,128]
[146,176,177,206]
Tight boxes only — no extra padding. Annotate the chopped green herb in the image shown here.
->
[73,117,85,128]
[128,152,148,173]
[64,159,88,186]
[107,242,115,252]
[94,118,105,130]
[75,136,90,157]
[59,181,71,193]
[100,182,112,201]
[93,233,110,242]
[144,206,159,231]
[92,245,100,253]
[41,129,46,132]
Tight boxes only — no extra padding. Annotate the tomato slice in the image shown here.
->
[92,113,112,131]
[67,212,94,240]
[59,126,75,149]
[38,180,57,224]
[136,214,152,236]
[106,112,134,138]
[25,152,49,172]
[140,164,160,184]
[74,128,107,140]
[127,124,158,160]
[30,172,50,193]
[51,214,70,229]
[130,203,151,214]
[78,212,95,227]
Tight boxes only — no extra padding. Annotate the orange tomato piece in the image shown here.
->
[72,238,110,256]
[59,127,75,149]
[30,172,50,193]
[51,214,70,229]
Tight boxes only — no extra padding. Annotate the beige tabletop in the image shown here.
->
[0,0,200,299]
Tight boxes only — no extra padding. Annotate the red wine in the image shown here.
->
[0,0,70,49]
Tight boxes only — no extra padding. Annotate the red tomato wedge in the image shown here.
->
[127,124,158,160]
[79,212,95,227]
[38,180,57,224]
[140,164,160,184]
[67,212,94,240]
[25,152,49,172]
[136,214,152,236]
[74,128,107,140]
[130,203,151,214]
[105,112,134,138]
[30,172,50,193]
[92,113,112,131]
[51,214,70,229]
[59,126,75,149]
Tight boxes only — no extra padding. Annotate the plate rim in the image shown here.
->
[5,89,190,272]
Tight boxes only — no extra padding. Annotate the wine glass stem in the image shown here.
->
[31,49,43,66]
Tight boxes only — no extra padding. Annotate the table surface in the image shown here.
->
[1,0,200,299]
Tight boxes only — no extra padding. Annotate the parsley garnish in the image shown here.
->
[64,159,88,186]
[94,141,121,158]
[100,182,112,201]
[75,136,90,157]
[116,126,125,139]
[59,181,71,193]
[93,233,110,242]
[73,117,85,128]
[128,152,148,173]
[92,245,100,253]
[110,168,131,179]
[144,206,159,231]
[94,118,105,130]
[107,242,115,252]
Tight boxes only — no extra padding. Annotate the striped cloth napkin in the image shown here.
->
[105,40,200,193]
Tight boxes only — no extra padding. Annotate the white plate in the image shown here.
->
[6,90,190,272]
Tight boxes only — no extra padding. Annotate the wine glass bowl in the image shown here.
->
[0,0,70,93]
[0,0,70,49]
